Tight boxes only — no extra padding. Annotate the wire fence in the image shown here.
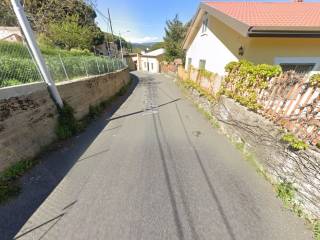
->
[0,40,126,88]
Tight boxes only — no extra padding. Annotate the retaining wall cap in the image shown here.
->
[0,82,47,100]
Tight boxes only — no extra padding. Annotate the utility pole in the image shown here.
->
[108,8,115,42]
[10,0,63,108]
[119,32,124,62]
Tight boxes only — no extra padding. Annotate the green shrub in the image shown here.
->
[281,133,308,151]
[55,104,79,140]
[314,221,320,240]
[276,181,296,207]
[0,158,39,203]
[310,74,320,88]
[221,60,282,112]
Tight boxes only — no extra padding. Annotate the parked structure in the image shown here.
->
[0,26,23,42]
[138,48,165,73]
[183,1,320,76]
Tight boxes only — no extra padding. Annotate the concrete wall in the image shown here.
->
[0,68,130,171]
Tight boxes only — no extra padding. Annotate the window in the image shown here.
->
[187,58,192,68]
[199,59,206,70]
[202,13,208,33]
[280,63,315,74]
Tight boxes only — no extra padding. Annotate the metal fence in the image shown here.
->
[0,40,126,88]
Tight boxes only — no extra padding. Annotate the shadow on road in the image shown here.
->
[0,73,139,240]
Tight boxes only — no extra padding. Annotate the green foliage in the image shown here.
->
[46,15,97,50]
[221,60,282,112]
[199,69,214,79]
[0,0,16,26]
[183,79,216,103]
[163,15,189,62]
[0,158,39,203]
[150,42,165,51]
[55,103,79,140]
[281,133,308,151]
[276,181,296,207]
[0,41,122,87]
[314,221,320,240]
[310,74,320,88]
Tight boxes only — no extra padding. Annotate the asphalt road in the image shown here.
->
[14,72,312,239]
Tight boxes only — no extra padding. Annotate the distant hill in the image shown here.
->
[132,42,163,53]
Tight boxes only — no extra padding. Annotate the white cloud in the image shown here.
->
[128,36,160,43]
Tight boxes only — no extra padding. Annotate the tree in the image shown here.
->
[0,1,16,26]
[163,15,188,62]
[46,15,96,50]
[1,0,106,50]
[150,42,165,51]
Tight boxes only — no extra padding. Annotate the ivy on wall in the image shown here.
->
[219,60,282,112]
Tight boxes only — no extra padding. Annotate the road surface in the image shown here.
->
[14,72,312,239]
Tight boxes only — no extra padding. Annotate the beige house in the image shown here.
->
[0,26,23,42]
[183,1,320,76]
[136,48,165,73]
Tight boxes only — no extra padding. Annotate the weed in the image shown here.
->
[55,103,79,140]
[276,180,296,207]
[0,158,39,203]
[314,221,320,240]
[281,133,308,151]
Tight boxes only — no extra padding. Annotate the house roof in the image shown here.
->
[205,2,320,28]
[142,48,165,57]
[183,2,320,49]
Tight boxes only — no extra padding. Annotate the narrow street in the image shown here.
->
[14,72,312,240]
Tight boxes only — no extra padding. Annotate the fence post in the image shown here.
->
[105,57,110,73]
[11,0,63,108]
[81,57,89,77]
[59,54,69,81]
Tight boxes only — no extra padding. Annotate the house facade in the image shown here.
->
[0,26,23,42]
[183,2,320,76]
[139,48,165,73]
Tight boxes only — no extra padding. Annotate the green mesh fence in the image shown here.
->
[0,40,126,88]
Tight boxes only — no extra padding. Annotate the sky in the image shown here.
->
[95,0,320,43]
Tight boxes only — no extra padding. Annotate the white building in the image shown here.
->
[139,48,165,73]
[183,2,320,76]
[0,26,23,42]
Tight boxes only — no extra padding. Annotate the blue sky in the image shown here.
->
[95,0,319,43]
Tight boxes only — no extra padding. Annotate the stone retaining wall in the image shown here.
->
[185,85,320,220]
[0,68,130,171]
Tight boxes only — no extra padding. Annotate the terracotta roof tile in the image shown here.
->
[205,2,320,27]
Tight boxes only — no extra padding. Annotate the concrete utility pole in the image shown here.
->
[11,0,63,108]
[108,9,115,42]
[119,32,124,62]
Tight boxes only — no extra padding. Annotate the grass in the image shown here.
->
[0,158,39,204]
[281,133,308,151]
[0,41,125,87]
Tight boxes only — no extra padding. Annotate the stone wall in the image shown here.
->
[184,85,320,220]
[0,68,130,171]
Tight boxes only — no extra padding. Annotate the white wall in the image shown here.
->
[140,57,160,73]
[185,22,238,76]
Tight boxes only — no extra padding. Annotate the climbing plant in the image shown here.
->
[310,74,320,88]
[219,60,282,112]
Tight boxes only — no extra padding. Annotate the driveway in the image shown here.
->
[12,72,312,239]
